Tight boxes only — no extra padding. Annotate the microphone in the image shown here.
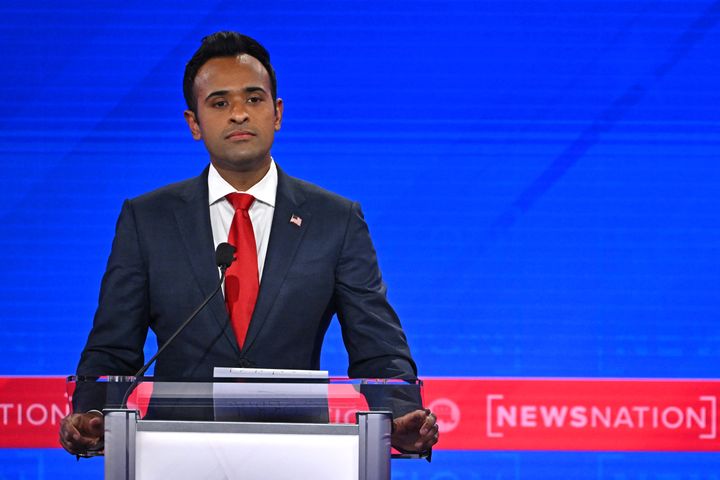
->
[134,242,236,377]
[121,243,236,407]
[215,242,236,270]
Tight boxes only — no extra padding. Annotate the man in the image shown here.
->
[60,31,438,456]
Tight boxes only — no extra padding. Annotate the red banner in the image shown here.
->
[1,376,719,451]
[424,378,720,451]
[0,377,70,448]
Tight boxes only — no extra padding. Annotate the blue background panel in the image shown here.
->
[2,450,720,480]
[0,0,719,477]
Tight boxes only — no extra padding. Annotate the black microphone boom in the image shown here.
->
[121,243,236,408]
[134,242,236,378]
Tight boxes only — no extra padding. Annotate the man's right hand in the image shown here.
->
[59,412,105,456]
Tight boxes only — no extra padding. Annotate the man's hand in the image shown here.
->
[58,412,105,456]
[391,408,439,454]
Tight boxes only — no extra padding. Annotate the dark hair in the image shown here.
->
[183,31,277,113]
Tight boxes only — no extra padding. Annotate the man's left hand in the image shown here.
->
[391,408,439,454]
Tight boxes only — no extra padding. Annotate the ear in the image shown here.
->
[183,110,203,140]
[274,98,284,131]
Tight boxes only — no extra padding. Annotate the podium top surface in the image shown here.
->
[66,374,424,423]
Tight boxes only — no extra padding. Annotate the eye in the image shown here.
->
[212,100,228,108]
[247,96,263,104]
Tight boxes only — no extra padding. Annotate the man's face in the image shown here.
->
[184,55,283,174]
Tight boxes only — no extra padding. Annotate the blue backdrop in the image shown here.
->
[1,1,719,478]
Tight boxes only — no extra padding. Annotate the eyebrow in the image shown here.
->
[204,86,268,102]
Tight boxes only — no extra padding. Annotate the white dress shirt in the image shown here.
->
[208,161,277,282]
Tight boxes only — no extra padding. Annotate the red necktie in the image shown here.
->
[224,193,259,348]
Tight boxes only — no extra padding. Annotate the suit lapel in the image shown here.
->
[242,168,311,352]
[173,167,240,356]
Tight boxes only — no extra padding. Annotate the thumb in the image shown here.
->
[76,414,103,437]
[88,416,104,436]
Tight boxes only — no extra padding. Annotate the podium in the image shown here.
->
[67,376,425,480]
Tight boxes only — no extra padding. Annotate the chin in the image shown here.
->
[215,155,270,173]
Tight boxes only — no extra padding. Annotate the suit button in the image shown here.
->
[238,358,254,368]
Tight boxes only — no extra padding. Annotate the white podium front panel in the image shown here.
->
[135,423,359,480]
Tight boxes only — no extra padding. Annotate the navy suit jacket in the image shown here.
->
[76,165,416,384]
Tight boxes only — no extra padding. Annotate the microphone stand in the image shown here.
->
[120,260,232,409]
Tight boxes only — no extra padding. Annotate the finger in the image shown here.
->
[406,409,426,424]
[414,432,439,450]
[59,432,74,453]
[419,411,436,435]
[416,423,439,449]
[59,429,83,455]
[63,416,101,449]
[60,414,104,455]
[71,429,100,448]
[395,410,426,433]
[60,417,81,444]
[426,411,437,426]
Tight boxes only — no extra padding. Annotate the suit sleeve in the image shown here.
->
[334,201,418,381]
[76,199,151,379]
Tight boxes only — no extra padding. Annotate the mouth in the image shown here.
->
[225,130,256,141]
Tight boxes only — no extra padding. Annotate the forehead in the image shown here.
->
[193,55,271,95]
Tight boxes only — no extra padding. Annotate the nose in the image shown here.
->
[229,103,249,123]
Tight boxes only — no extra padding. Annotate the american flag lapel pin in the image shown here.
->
[290,214,303,227]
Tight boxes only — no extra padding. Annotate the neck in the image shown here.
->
[213,159,271,191]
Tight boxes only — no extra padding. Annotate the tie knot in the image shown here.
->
[226,192,255,211]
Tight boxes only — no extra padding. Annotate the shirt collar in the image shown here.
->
[208,159,278,208]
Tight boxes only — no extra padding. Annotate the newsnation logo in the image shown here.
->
[487,394,715,438]
[1,377,719,451]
